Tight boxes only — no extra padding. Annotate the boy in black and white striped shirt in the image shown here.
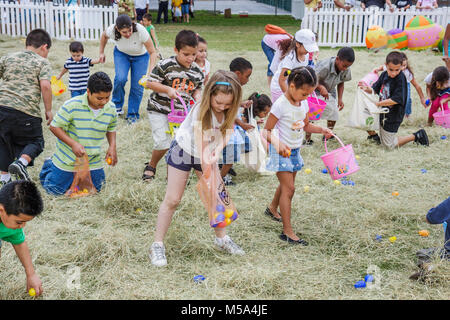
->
[56,42,102,98]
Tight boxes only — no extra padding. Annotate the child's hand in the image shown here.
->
[99,53,106,63]
[421,97,428,108]
[167,87,179,100]
[45,111,53,126]
[71,142,86,157]
[322,127,333,139]
[338,99,344,111]
[319,87,329,100]
[105,148,117,166]
[241,100,253,109]
[27,273,43,297]
[278,142,291,158]
[241,122,255,132]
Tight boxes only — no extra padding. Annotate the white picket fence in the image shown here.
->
[0,2,118,40]
[301,6,450,47]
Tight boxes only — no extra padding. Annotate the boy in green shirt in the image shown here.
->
[0,181,44,296]
[39,72,118,195]
[142,13,162,59]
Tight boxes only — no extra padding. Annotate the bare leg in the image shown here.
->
[268,184,282,220]
[276,171,298,240]
[267,76,273,87]
[154,166,191,242]
[327,120,336,130]
[367,130,377,136]
[397,134,415,147]
[220,164,233,178]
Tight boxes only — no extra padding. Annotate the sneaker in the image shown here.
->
[367,134,381,145]
[150,242,167,267]
[0,178,11,188]
[8,160,30,181]
[116,108,124,116]
[303,139,314,146]
[279,233,309,246]
[223,174,235,186]
[214,235,245,255]
[127,118,137,125]
[413,129,429,146]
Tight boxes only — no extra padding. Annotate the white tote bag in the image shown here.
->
[346,87,389,131]
[242,105,271,174]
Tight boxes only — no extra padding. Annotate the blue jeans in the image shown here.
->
[112,47,149,120]
[261,40,275,77]
[71,89,87,98]
[39,159,105,195]
[405,82,411,116]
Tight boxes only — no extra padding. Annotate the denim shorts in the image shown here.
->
[166,140,202,172]
[266,144,304,172]
[181,4,190,14]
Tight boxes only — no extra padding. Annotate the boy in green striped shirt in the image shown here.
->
[39,72,118,195]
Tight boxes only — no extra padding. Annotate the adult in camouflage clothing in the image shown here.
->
[0,29,53,185]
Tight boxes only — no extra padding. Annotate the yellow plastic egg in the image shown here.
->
[389,236,397,243]
[225,218,232,226]
[224,209,234,219]
[334,180,341,185]
[29,288,36,297]
[305,168,312,174]
[418,230,429,237]
[303,185,310,193]
[355,155,361,160]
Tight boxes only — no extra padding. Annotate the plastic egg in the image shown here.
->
[214,213,225,223]
[392,191,399,196]
[83,189,88,193]
[389,236,397,243]
[231,211,238,221]
[334,180,341,185]
[106,157,112,165]
[224,218,232,226]
[216,204,225,213]
[216,221,227,228]
[303,185,310,193]
[305,168,312,174]
[418,230,429,237]
[322,168,328,174]
[355,155,361,160]
[224,209,234,219]
[29,288,36,297]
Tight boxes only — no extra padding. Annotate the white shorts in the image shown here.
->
[319,94,339,121]
[148,111,172,150]
[379,126,398,150]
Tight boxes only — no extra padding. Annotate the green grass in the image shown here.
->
[0,28,449,300]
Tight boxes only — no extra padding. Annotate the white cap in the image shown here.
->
[295,29,319,53]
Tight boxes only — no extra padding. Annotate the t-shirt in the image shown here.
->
[175,102,224,159]
[372,71,407,133]
[145,25,159,48]
[0,221,25,245]
[0,50,52,118]
[361,0,386,8]
[314,56,352,98]
[147,56,204,114]
[395,0,411,8]
[417,0,436,8]
[182,0,190,4]
[269,94,309,149]
[105,23,150,56]
[270,50,309,94]
[262,34,291,50]
[199,59,211,81]
[305,0,321,9]
[382,65,413,82]
[64,56,93,91]
[134,0,149,9]
[426,197,450,254]
[50,93,117,172]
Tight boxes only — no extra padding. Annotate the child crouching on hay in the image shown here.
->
[150,70,245,267]
[263,66,333,245]
[0,181,44,296]
[39,72,118,195]
[424,66,450,126]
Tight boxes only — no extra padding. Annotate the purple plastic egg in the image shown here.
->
[231,211,238,221]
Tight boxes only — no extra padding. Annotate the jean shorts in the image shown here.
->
[181,4,190,15]
[266,144,304,172]
[166,140,202,172]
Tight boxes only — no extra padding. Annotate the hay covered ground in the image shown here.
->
[0,15,449,299]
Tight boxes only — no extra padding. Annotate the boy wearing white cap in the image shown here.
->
[270,29,319,107]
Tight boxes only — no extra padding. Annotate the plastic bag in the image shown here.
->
[65,155,97,198]
[346,87,389,131]
[242,104,271,174]
[196,162,238,228]
[51,76,67,96]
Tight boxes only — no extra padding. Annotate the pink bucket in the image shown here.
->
[321,134,360,180]
[361,71,379,87]
[307,96,327,120]
[168,94,188,124]
[433,109,450,129]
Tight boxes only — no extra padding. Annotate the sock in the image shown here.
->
[18,157,29,166]
[1,173,11,182]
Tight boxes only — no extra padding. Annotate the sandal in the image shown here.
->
[142,162,156,181]
[264,207,282,222]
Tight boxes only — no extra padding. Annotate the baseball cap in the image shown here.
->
[295,29,319,53]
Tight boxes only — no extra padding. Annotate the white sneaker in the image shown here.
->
[214,235,245,255]
[150,242,167,267]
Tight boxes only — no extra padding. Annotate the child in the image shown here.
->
[359,51,429,149]
[261,33,292,87]
[313,46,354,142]
[270,29,319,105]
[416,0,438,10]
[181,0,191,23]
[39,72,118,195]
[195,36,210,85]
[56,41,101,98]
[0,29,53,184]
[219,57,253,185]
[172,0,182,23]
[142,13,161,59]
[242,92,272,127]
[0,180,44,296]
[410,197,450,281]
[149,70,244,267]
[263,66,333,243]
[373,52,427,119]
[425,66,450,126]
[142,30,204,182]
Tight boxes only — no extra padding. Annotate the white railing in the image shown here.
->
[301,6,450,47]
[0,2,118,40]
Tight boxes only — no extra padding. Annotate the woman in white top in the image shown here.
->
[270,29,319,103]
[99,14,157,123]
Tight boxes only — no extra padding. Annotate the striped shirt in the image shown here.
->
[64,56,93,91]
[50,93,117,172]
